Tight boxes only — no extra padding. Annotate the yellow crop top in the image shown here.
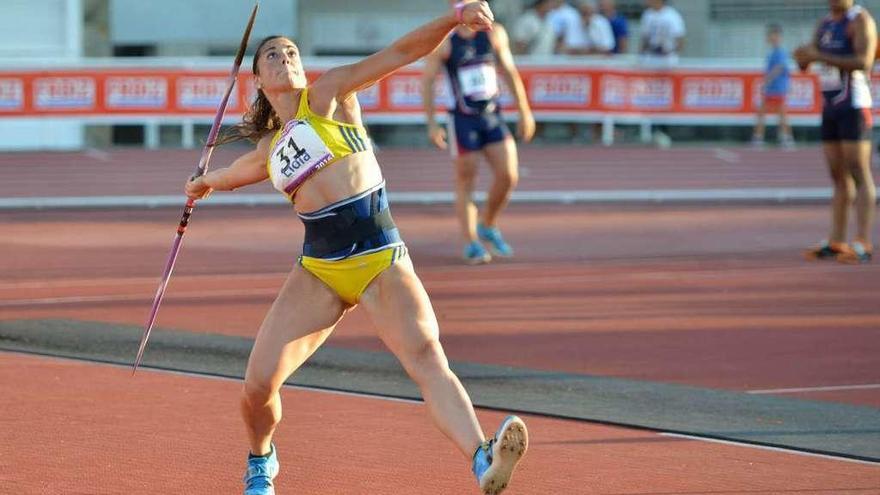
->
[266,88,372,200]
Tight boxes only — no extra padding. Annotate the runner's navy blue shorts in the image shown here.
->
[821,106,873,142]
[447,108,510,156]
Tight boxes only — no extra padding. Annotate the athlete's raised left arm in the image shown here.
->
[491,23,535,142]
[796,11,877,72]
[311,1,493,105]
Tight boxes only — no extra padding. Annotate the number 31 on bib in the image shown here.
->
[269,120,334,195]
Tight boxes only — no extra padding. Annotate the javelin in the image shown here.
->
[132,3,259,374]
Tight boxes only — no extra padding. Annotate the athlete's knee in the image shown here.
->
[402,339,451,382]
[456,171,478,192]
[857,180,877,199]
[456,161,478,182]
[833,180,856,203]
[497,168,519,190]
[243,377,279,408]
[829,165,848,183]
[848,160,874,188]
[456,173,477,188]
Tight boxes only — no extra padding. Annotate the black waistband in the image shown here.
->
[300,188,400,258]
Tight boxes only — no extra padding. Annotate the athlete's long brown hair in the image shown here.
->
[216,35,287,145]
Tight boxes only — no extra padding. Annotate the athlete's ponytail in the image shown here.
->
[216,35,286,145]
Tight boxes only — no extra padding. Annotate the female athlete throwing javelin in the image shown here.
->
[185,2,528,494]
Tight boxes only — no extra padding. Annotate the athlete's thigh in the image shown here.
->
[455,150,481,184]
[482,136,518,179]
[358,254,440,357]
[246,262,346,389]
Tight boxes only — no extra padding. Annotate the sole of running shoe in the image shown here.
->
[479,416,528,495]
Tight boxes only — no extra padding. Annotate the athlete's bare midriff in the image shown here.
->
[291,151,385,214]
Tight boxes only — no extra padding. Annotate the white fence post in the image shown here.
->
[182,120,195,149]
[640,119,653,143]
[145,121,160,149]
[602,116,614,146]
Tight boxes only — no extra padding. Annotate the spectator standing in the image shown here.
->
[639,0,686,67]
[512,0,561,55]
[640,0,685,147]
[751,24,795,149]
[600,0,629,53]
[561,0,616,55]
[548,0,580,53]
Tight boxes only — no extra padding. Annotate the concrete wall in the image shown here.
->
[0,0,84,150]
[296,0,445,56]
[0,0,82,58]
[109,0,298,56]
[669,0,880,58]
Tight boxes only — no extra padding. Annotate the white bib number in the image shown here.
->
[458,64,498,101]
[818,64,842,92]
[269,120,334,194]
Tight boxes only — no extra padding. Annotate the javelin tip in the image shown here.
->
[234,3,259,68]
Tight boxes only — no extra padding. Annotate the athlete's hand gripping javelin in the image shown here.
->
[186,172,213,200]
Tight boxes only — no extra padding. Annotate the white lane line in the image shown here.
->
[713,148,741,164]
[83,148,110,162]
[748,384,880,394]
[660,433,879,466]
[0,188,833,210]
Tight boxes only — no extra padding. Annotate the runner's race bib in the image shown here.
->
[818,64,843,92]
[269,120,334,195]
[458,63,499,101]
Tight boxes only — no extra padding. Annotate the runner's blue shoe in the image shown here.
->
[837,241,873,264]
[464,240,492,265]
[243,444,279,495]
[472,416,529,495]
[477,224,513,257]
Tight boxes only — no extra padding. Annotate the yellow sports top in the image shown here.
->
[266,88,372,199]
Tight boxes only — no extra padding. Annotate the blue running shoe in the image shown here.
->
[477,224,513,257]
[243,444,279,495]
[472,416,529,495]
[837,241,873,264]
[464,240,492,265]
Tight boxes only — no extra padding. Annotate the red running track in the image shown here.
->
[1,204,878,407]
